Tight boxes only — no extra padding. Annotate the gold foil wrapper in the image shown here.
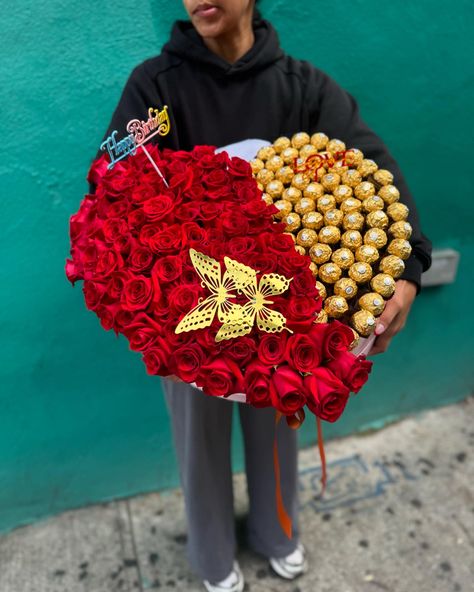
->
[351,309,377,337]
[275,166,295,184]
[362,195,385,212]
[333,184,353,203]
[373,169,394,186]
[349,261,373,283]
[309,261,318,276]
[366,210,389,229]
[358,292,385,316]
[310,243,332,264]
[292,173,310,190]
[354,181,376,200]
[299,144,318,159]
[332,247,355,269]
[294,197,316,215]
[341,230,363,250]
[257,146,276,161]
[315,280,327,300]
[250,158,264,174]
[304,182,325,200]
[273,199,293,219]
[261,192,273,206]
[319,262,342,283]
[317,195,337,213]
[387,238,412,260]
[310,132,329,150]
[389,221,413,240]
[334,277,358,299]
[266,155,284,172]
[324,208,344,226]
[387,202,409,221]
[319,225,341,245]
[281,147,299,164]
[344,148,364,166]
[371,273,396,298]
[341,169,362,187]
[326,138,346,154]
[321,173,341,192]
[343,211,365,231]
[294,245,306,256]
[358,159,378,176]
[273,136,291,153]
[324,295,349,318]
[296,228,318,247]
[364,228,388,249]
[282,186,302,203]
[315,309,329,323]
[379,255,405,278]
[265,179,284,198]
[356,245,379,264]
[379,185,400,205]
[291,132,311,149]
[256,168,274,185]
[302,211,324,230]
[283,212,302,232]
[340,197,362,213]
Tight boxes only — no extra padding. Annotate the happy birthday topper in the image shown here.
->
[100,106,170,169]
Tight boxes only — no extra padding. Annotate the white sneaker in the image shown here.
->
[269,542,308,580]
[203,561,244,592]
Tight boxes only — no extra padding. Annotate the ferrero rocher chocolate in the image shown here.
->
[378,185,400,205]
[343,211,365,231]
[315,281,327,300]
[296,228,318,247]
[282,187,302,203]
[363,228,387,251]
[280,147,299,164]
[351,309,377,337]
[387,238,412,260]
[256,168,274,185]
[340,198,362,213]
[358,159,378,177]
[317,195,336,213]
[273,136,291,153]
[379,255,405,278]
[302,211,324,230]
[333,185,353,203]
[319,262,342,283]
[326,138,346,154]
[292,173,310,190]
[344,148,364,167]
[321,173,340,192]
[309,261,318,276]
[294,245,306,256]
[387,202,409,221]
[283,212,301,232]
[299,144,318,159]
[250,158,264,174]
[315,309,329,323]
[265,180,284,198]
[366,210,389,229]
[373,169,394,186]
[389,221,412,239]
[332,247,354,269]
[334,277,358,299]
[349,262,373,283]
[319,225,341,245]
[371,273,396,298]
[358,292,385,316]
[341,169,362,187]
[304,182,325,200]
[324,295,349,318]
[266,155,284,172]
[275,166,295,184]
[257,146,276,161]
[291,132,310,149]
[354,181,376,200]
[310,132,329,150]
[356,244,379,264]
[294,197,316,215]
[261,193,273,206]
[362,195,385,212]
[341,230,363,250]
[324,208,344,226]
[310,243,332,264]
[273,199,293,219]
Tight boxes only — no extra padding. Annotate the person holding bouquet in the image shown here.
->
[96,1,431,590]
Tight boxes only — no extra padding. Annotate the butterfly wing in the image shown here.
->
[175,296,218,334]
[215,321,252,343]
[223,257,257,293]
[256,306,288,334]
[189,249,222,294]
[258,273,292,298]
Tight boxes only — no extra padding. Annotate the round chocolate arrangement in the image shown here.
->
[251,132,412,338]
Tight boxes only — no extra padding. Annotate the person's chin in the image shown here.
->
[193,20,226,38]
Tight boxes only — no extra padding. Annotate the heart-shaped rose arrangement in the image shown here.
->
[66,144,371,425]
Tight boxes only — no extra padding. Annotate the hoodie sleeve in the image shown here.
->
[303,64,432,291]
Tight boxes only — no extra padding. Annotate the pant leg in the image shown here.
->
[162,378,236,582]
[238,403,299,558]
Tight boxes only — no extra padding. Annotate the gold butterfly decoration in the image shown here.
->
[175,249,292,342]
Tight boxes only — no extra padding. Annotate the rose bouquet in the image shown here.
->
[66,143,372,426]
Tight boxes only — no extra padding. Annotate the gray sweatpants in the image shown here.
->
[162,379,300,582]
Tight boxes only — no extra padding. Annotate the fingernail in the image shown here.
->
[375,323,385,336]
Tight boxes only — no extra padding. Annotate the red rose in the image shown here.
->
[290,269,318,297]
[174,344,206,382]
[121,275,154,311]
[323,321,355,360]
[147,224,182,254]
[123,314,162,352]
[228,156,252,178]
[203,169,229,189]
[128,208,146,230]
[221,336,257,366]
[152,255,183,283]
[104,271,130,301]
[263,232,296,255]
[95,249,123,278]
[174,202,201,222]
[143,339,172,376]
[83,281,106,311]
[226,236,257,259]
[199,201,223,221]
[168,283,202,315]
[258,333,287,366]
[142,195,174,221]
[220,210,249,237]
[244,361,272,407]
[284,295,321,333]
[196,357,244,398]
[102,218,129,243]
[285,333,322,373]
[129,246,154,273]
[248,253,278,274]
[181,222,209,247]
[304,368,350,422]
[270,366,306,415]
[327,352,372,393]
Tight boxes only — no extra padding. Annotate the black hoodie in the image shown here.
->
[101,17,431,287]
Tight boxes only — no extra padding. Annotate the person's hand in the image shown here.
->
[369,279,418,355]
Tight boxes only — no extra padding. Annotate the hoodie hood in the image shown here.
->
[162,18,284,77]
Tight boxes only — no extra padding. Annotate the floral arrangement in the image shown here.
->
[66,144,372,425]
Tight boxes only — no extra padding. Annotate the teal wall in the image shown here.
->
[1,0,472,533]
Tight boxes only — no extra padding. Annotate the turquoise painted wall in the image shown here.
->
[1,0,473,533]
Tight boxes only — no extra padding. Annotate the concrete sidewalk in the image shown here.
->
[1,398,473,592]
